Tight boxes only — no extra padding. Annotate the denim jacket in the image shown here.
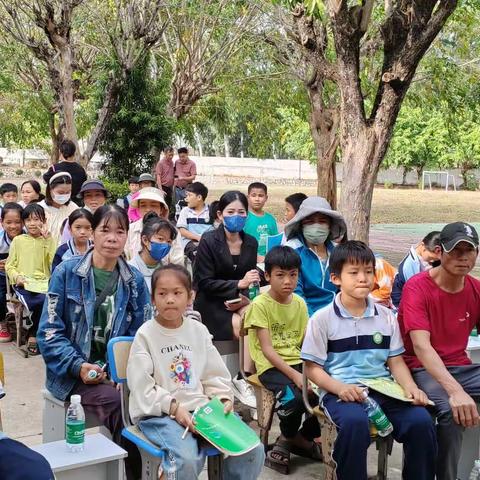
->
[37,249,151,401]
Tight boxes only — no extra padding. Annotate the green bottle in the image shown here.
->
[248,282,260,301]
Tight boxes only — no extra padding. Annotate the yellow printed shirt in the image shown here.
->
[245,292,309,376]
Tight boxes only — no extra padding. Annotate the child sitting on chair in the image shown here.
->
[6,204,56,356]
[127,264,265,480]
[302,240,437,480]
[244,246,321,474]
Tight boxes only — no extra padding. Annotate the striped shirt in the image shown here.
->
[177,205,211,247]
[301,294,404,385]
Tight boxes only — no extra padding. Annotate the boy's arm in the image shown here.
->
[256,327,303,389]
[304,361,364,402]
[387,355,429,405]
[178,227,201,242]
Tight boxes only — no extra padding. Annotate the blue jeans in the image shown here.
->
[139,415,265,480]
[322,391,437,480]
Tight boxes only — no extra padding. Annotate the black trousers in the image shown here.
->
[259,363,320,440]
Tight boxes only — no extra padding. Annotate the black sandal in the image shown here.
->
[265,439,290,475]
[27,339,39,356]
[289,439,323,461]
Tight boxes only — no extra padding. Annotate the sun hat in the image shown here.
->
[130,187,167,209]
[77,179,108,198]
[284,196,347,241]
[440,222,479,252]
[138,173,156,184]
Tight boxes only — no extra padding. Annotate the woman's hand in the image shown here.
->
[224,294,250,312]
[41,224,51,239]
[221,398,234,415]
[238,270,260,290]
[175,405,196,432]
[79,362,107,384]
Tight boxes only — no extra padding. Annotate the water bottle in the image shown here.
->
[361,390,393,437]
[66,394,85,452]
[248,281,260,300]
[470,459,480,480]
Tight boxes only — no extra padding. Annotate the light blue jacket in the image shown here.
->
[37,249,151,400]
[286,236,337,316]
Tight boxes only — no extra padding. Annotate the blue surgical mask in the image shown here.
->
[223,215,247,233]
[149,241,171,261]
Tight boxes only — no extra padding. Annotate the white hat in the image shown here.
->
[130,187,168,209]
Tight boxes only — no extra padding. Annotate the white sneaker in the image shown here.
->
[232,377,257,409]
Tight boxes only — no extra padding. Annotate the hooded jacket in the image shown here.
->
[284,196,347,316]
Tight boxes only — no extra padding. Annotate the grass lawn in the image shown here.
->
[206,182,480,225]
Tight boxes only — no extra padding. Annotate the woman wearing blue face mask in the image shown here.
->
[284,196,347,316]
[193,191,259,408]
[128,212,177,293]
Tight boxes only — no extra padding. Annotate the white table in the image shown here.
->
[32,433,126,480]
[457,338,480,479]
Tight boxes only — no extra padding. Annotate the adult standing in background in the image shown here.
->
[155,146,175,210]
[174,147,197,204]
[43,140,87,200]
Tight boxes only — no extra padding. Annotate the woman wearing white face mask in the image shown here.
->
[38,172,79,245]
[284,196,347,316]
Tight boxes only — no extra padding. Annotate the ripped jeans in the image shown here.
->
[139,415,265,480]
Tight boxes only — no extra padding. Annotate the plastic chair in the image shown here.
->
[266,233,284,253]
[301,363,393,480]
[5,280,31,358]
[107,336,223,480]
[238,318,276,449]
[0,352,4,430]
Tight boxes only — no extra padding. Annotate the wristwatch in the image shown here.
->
[169,398,179,419]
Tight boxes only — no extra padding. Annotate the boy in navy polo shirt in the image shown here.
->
[302,241,436,480]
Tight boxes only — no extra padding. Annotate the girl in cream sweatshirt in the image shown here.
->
[127,264,264,480]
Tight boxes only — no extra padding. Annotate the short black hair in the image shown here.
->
[248,182,267,195]
[0,183,18,195]
[1,202,23,220]
[163,146,174,153]
[422,231,441,251]
[92,204,129,232]
[128,176,139,184]
[209,200,220,224]
[330,240,376,276]
[265,246,301,274]
[22,203,46,223]
[186,182,208,200]
[59,139,76,159]
[177,147,188,154]
[68,208,94,228]
[285,193,307,214]
[142,212,177,241]
[217,190,248,213]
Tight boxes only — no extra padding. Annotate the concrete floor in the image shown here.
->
[0,342,406,479]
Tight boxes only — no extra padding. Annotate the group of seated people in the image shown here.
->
[0,142,479,480]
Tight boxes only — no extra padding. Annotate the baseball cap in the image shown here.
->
[138,173,156,184]
[440,222,479,252]
[77,179,108,198]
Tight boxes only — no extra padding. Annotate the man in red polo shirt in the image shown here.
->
[155,146,175,209]
[398,222,480,480]
[173,147,196,205]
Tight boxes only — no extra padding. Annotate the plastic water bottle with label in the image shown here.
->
[361,390,393,437]
[248,281,260,301]
[470,460,480,479]
[66,394,85,452]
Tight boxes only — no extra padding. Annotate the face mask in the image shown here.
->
[223,215,247,233]
[149,241,171,261]
[302,223,330,245]
[52,193,70,205]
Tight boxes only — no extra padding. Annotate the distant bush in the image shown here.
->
[462,173,478,191]
[34,170,42,178]
[15,169,24,176]
[0,171,4,178]
[383,181,393,189]
[100,178,129,201]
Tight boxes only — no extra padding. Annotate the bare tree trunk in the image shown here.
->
[48,111,61,164]
[402,167,408,185]
[307,85,339,207]
[224,134,230,158]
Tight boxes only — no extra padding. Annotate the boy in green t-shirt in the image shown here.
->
[243,182,278,260]
[244,246,321,474]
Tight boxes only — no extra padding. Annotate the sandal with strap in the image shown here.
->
[27,339,40,356]
[265,438,290,475]
[289,439,323,462]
